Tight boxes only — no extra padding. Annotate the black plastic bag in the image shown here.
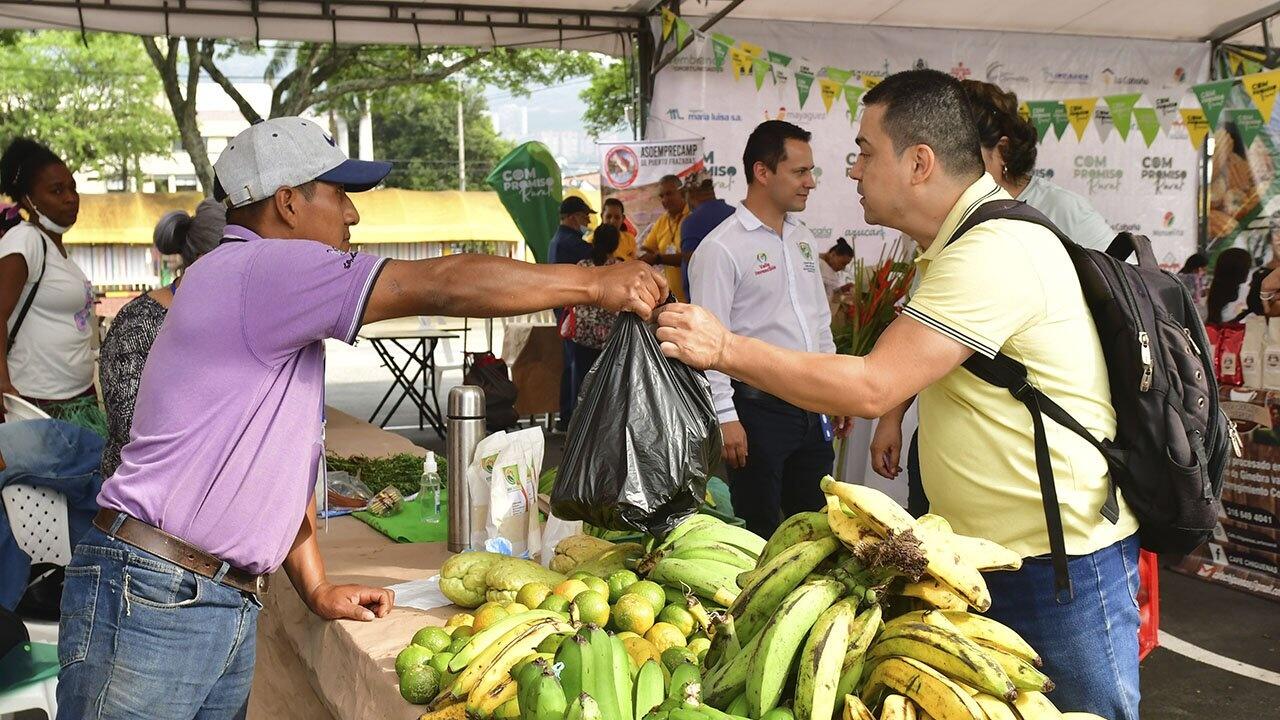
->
[551,313,723,537]
[463,352,519,431]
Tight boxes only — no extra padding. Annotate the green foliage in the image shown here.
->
[0,31,174,179]
[579,59,632,139]
[372,82,513,190]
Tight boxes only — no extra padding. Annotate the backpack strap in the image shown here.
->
[947,199,1125,603]
[6,228,50,349]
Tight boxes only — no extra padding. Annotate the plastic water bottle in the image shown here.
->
[420,451,441,524]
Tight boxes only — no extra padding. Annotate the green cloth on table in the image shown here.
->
[354,491,449,543]
[0,642,59,692]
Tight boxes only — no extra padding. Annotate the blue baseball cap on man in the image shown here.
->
[213,117,392,208]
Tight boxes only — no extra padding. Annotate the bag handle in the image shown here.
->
[1105,232,1159,268]
[6,227,50,349]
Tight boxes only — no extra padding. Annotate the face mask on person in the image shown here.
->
[26,197,73,235]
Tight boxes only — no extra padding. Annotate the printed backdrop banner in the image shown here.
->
[651,17,1211,269]
[598,139,706,238]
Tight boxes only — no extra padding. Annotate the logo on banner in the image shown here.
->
[703,151,739,180]
[1073,155,1123,194]
[499,166,557,203]
[1100,68,1150,86]
[1032,167,1056,180]
[847,227,887,240]
[1141,156,1188,193]
[604,146,640,188]
[1164,212,1175,228]
[986,62,1029,85]
[1174,67,1187,83]
[1113,222,1142,234]
[950,62,973,80]
[1043,67,1091,84]
[668,109,685,121]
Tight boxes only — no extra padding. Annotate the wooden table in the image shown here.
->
[249,517,455,720]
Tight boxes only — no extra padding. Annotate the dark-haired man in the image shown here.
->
[657,71,1139,719]
[639,174,690,301]
[687,120,847,538]
[680,178,735,297]
[56,117,666,718]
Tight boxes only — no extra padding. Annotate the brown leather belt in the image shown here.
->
[93,508,269,596]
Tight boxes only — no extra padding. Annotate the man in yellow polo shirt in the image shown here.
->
[640,174,690,301]
[655,70,1140,720]
[600,197,638,261]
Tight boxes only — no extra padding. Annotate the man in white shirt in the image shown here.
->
[688,120,848,536]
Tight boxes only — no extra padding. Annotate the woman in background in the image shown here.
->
[98,199,225,478]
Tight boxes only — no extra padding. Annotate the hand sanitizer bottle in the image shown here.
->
[420,451,441,524]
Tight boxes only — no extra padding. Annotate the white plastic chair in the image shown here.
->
[0,673,58,719]
[1,394,67,645]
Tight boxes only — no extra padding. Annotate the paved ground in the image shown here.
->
[324,338,1280,718]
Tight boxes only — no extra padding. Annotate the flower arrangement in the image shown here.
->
[832,238,917,357]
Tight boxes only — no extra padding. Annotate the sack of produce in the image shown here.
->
[551,312,722,537]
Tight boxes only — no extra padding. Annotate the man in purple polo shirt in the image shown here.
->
[55,117,666,719]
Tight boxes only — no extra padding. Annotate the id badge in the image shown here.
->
[820,414,834,442]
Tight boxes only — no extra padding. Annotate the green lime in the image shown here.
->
[429,651,455,675]
[760,708,795,720]
[537,633,567,655]
[687,637,711,662]
[571,590,611,627]
[571,570,595,581]
[539,594,571,615]
[447,634,470,655]
[411,626,452,654]
[451,625,474,640]
[606,570,640,603]
[611,594,656,635]
[516,582,553,609]
[661,646,698,671]
[625,581,667,615]
[398,664,441,704]
[657,605,696,638]
[395,644,434,677]
[581,576,610,599]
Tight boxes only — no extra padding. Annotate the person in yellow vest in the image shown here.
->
[639,175,690,301]
[600,197,637,261]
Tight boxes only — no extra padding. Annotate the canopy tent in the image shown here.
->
[67,188,524,246]
[2,1,1277,54]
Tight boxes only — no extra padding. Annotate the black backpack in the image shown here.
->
[948,200,1238,601]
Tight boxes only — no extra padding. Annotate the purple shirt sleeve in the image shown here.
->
[242,240,387,365]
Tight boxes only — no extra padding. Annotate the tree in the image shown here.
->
[142,39,602,192]
[579,59,633,139]
[0,31,174,184]
[372,83,513,191]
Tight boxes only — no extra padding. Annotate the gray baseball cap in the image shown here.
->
[213,117,392,208]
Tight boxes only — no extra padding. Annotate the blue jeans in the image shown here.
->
[56,526,260,720]
[0,418,105,610]
[983,535,1141,720]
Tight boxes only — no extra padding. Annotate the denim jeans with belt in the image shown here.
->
[983,534,1142,720]
[56,526,260,720]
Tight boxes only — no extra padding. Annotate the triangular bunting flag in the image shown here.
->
[1180,108,1210,149]
[710,33,733,71]
[740,41,763,60]
[1051,102,1069,140]
[1094,106,1114,143]
[1152,96,1181,135]
[795,71,815,107]
[1242,69,1280,122]
[1229,107,1266,150]
[825,67,853,86]
[690,30,708,55]
[729,46,752,80]
[844,85,866,122]
[767,51,791,68]
[1104,93,1142,141]
[861,75,883,90]
[674,17,692,48]
[1018,102,1030,124]
[752,57,771,90]
[818,77,843,112]
[1063,98,1099,141]
[1027,101,1058,142]
[661,8,676,40]
[1133,108,1160,147]
[1191,79,1233,130]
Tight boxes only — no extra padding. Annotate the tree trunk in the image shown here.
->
[141,36,216,194]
